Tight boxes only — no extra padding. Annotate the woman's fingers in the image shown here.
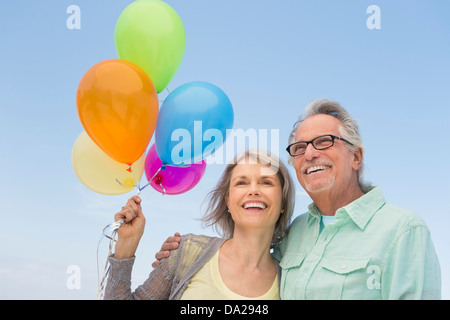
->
[116,196,143,223]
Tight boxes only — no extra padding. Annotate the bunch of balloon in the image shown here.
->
[139,80,234,195]
[143,81,234,194]
[113,1,234,194]
[72,0,186,195]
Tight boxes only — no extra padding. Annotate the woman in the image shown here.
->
[104,150,295,300]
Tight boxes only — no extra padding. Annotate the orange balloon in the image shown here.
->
[77,59,158,166]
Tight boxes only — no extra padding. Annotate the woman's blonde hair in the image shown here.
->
[201,149,295,248]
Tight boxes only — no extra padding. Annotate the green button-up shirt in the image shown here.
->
[273,186,441,299]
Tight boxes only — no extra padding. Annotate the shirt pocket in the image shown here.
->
[319,257,370,299]
[279,253,306,298]
[279,253,306,270]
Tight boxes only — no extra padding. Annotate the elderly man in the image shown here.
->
[273,99,441,299]
[154,99,441,299]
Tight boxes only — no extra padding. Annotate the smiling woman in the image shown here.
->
[103,149,296,300]
[226,160,284,243]
[202,150,295,248]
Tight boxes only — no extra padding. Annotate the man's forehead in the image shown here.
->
[295,114,341,139]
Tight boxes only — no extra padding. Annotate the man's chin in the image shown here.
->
[303,180,335,194]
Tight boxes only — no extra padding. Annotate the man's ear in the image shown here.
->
[352,148,364,170]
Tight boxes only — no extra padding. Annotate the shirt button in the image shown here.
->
[341,264,347,270]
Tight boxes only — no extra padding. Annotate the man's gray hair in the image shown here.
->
[288,99,371,190]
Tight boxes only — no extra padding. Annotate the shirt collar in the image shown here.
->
[307,186,386,230]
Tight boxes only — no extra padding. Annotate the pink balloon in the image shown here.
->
[144,144,207,195]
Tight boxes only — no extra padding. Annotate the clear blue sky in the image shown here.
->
[0,0,449,299]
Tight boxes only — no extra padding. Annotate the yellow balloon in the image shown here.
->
[72,131,145,195]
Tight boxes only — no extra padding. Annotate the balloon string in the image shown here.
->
[133,174,142,196]
[115,163,181,195]
[159,182,166,195]
[162,161,198,169]
[158,87,171,103]
[140,164,164,191]
[115,164,167,194]
[97,219,124,300]
[138,165,167,195]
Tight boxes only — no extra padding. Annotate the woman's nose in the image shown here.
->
[247,182,261,195]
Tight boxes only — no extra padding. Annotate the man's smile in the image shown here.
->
[304,165,332,175]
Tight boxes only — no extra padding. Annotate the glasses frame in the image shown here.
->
[286,134,354,157]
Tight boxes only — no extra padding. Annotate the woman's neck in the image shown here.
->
[220,229,274,269]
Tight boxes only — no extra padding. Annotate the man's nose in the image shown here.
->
[304,143,321,160]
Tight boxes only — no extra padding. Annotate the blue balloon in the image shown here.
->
[155,81,234,165]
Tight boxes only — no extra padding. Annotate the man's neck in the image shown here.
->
[310,184,364,216]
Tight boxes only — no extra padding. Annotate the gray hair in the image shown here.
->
[288,99,371,190]
[201,149,295,248]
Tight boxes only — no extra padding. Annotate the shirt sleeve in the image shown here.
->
[381,225,441,300]
[103,252,176,300]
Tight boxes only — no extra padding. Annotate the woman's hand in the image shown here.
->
[113,195,146,260]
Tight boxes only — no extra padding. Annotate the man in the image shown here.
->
[154,99,441,299]
[273,99,440,299]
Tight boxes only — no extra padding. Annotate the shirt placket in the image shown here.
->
[302,218,343,299]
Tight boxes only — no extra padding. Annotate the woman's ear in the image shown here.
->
[225,195,230,210]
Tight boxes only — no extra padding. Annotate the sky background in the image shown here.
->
[0,0,449,299]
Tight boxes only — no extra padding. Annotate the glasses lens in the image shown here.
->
[313,135,334,150]
[290,142,307,155]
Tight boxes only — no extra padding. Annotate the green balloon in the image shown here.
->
[115,0,186,93]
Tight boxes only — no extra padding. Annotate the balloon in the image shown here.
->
[115,0,186,93]
[72,131,145,195]
[155,81,234,166]
[144,144,206,195]
[76,59,159,166]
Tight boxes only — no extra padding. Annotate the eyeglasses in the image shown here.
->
[286,134,354,157]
